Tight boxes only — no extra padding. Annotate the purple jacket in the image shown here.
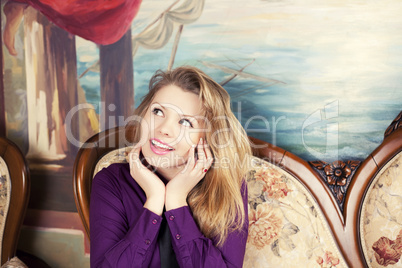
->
[90,163,248,267]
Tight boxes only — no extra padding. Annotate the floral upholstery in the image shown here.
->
[360,151,402,268]
[93,147,129,177]
[94,149,347,267]
[0,157,11,263]
[244,157,346,268]
[0,257,28,268]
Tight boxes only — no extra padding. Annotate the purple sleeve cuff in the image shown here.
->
[164,206,203,245]
[126,208,163,250]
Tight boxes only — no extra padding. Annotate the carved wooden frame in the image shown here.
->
[73,126,130,240]
[0,137,30,265]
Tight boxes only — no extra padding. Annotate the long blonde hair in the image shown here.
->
[127,66,251,246]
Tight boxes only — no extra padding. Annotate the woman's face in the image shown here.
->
[140,84,206,173]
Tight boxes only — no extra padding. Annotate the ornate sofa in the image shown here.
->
[73,111,402,268]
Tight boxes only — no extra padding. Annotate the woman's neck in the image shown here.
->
[139,152,185,183]
[155,166,182,183]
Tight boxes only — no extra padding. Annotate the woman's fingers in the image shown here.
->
[197,138,206,160]
[204,140,214,170]
[182,144,196,173]
[130,145,140,158]
[194,138,205,170]
[128,146,140,165]
[194,138,212,174]
[128,145,149,173]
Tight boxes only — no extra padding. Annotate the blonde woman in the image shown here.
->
[90,66,251,267]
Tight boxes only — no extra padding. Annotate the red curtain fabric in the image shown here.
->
[17,0,142,44]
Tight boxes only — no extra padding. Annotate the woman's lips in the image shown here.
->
[149,138,174,155]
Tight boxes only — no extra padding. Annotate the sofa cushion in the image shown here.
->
[244,157,346,268]
[360,151,402,268]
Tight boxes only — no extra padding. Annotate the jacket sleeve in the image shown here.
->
[90,167,162,267]
[165,183,249,268]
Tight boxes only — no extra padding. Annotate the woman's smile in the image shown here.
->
[140,84,205,172]
[149,138,175,155]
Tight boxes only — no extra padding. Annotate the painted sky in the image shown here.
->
[77,0,402,161]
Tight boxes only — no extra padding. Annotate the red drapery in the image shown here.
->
[17,0,142,44]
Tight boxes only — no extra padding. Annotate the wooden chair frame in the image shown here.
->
[73,113,402,268]
[0,137,30,265]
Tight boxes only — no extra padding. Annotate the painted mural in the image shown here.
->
[2,0,402,212]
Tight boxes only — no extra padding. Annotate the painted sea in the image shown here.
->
[76,0,402,162]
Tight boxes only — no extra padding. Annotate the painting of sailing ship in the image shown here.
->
[77,0,402,162]
[2,0,402,211]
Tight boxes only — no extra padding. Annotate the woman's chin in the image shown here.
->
[143,155,187,170]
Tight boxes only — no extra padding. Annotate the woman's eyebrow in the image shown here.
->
[154,102,198,118]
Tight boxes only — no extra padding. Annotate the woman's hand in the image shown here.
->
[165,138,213,211]
[129,146,166,216]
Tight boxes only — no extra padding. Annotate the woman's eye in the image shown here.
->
[152,108,163,116]
[179,119,193,128]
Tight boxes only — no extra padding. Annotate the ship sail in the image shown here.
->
[132,0,204,52]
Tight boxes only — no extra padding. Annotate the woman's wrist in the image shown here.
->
[144,194,165,216]
[165,188,188,211]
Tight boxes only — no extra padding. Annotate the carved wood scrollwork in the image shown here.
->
[309,160,361,212]
[384,111,402,138]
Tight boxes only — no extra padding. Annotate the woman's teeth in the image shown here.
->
[151,140,173,150]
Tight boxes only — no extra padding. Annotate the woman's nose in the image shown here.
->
[158,119,174,137]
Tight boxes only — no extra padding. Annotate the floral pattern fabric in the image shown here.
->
[244,157,346,268]
[1,256,28,268]
[361,152,402,267]
[93,148,130,177]
[0,157,11,260]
